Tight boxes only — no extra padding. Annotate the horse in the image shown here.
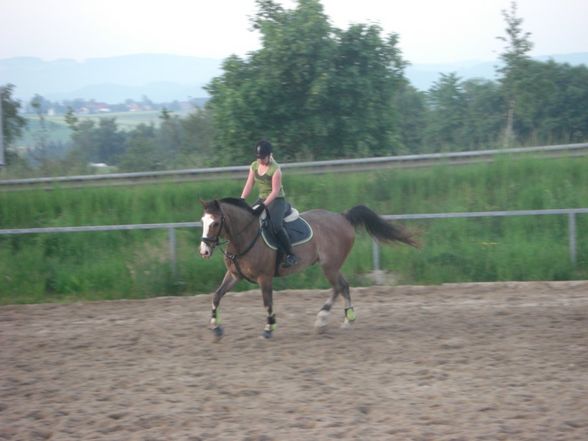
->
[199,198,417,339]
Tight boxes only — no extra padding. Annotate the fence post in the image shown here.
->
[372,239,380,272]
[568,212,577,267]
[168,227,177,278]
[370,239,386,284]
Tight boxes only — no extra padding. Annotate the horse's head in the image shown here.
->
[199,199,224,258]
[200,198,257,258]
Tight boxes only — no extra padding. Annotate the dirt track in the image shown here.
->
[1,281,588,441]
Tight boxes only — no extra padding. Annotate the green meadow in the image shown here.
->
[1,155,587,304]
[20,111,182,148]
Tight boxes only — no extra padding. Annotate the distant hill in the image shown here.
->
[1,54,223,103]
[2,52,587,103]
[406,52,588,90]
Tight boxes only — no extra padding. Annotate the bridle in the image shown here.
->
[201,207,261,264]
[201,207,262,283]
[201,213,225,249]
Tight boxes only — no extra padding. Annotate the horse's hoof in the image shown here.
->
[212,326,224,341]
[315,324,328,334]
[341,320,353,329]
[260,330,273,339]
[315,310,330,329]
[345,307,357,322]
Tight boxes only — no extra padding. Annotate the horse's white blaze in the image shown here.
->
[200,213,215,256]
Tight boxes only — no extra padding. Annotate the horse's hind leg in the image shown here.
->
[315,284,339,329]
[315,269,353,330]
[338,274,356,328]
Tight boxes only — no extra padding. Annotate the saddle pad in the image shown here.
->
[260,206,299,223]
[261,216,313,250]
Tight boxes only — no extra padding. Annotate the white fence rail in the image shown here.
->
[1,143,587,189]
[381,208,588,271]
[1,209,586,279]
[0,222,201,278]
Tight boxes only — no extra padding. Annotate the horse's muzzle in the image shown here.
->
[200,248,212,259]
[200,235,221,258]
[199,241,214,258]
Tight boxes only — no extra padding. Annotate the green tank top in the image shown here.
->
[251,159,285,199]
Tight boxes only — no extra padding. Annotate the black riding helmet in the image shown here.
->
[255,140,272,158]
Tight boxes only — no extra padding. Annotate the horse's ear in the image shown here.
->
[200,199,220,212]
[199,198,211,211]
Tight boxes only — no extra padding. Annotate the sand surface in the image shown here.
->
[1,281,588,440]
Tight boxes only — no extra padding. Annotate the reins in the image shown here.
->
[222,227,261,284]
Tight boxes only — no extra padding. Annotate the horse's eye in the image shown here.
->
[212,222,220,228]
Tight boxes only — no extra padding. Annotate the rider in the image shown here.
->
[240,140,298,268]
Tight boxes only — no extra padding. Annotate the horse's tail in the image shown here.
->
[344,205,419,248]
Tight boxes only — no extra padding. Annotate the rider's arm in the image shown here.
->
[241,167,255,199]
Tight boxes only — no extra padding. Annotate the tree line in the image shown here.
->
[1,0,587,176]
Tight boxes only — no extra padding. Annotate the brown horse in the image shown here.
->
[200,198,417,339]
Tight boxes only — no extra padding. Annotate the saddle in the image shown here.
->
[259,204,313,250]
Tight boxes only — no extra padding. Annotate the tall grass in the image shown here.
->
[1,155,587,304]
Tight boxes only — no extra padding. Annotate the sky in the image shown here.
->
[1,0,587,65]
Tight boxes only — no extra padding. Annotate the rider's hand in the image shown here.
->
[251,203,265,216]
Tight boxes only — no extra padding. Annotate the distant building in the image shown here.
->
[88,162,117,174]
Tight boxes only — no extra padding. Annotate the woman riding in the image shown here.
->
[240,140,298,268]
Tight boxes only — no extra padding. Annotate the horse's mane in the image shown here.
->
[219,197,254,214]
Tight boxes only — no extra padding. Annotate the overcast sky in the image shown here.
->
[2,0,587,64]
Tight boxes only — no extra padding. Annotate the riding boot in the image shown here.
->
[275,228,298,268]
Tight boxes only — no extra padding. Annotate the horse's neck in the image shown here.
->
[221,204,258,248]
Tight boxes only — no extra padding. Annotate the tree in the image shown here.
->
[68,117,126,165]
[207,0,336,162]
[496,1,533,147]
[180,107,215,166]
[206,0,407,163]
[94,118,126,164]
[511,60,588,143]
[64,107,79,131]
[157,109,183,165]
[393,82,426,153]
[424,73,467,151]
[327,25,407,157]
[118,124,162,171]
[461,79,504,149]
[1,84,27,166]
[68,120,96,164]
[29,95,51,166]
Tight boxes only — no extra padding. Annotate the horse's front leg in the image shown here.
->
[210,270,239,340]
[259,276,276,339]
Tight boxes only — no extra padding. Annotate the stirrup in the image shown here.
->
[282,254,298,268]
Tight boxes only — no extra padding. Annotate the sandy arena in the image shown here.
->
[1,281,587,441]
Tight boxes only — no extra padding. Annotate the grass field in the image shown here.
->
[1,155,587,304]
[19,110,188,149]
